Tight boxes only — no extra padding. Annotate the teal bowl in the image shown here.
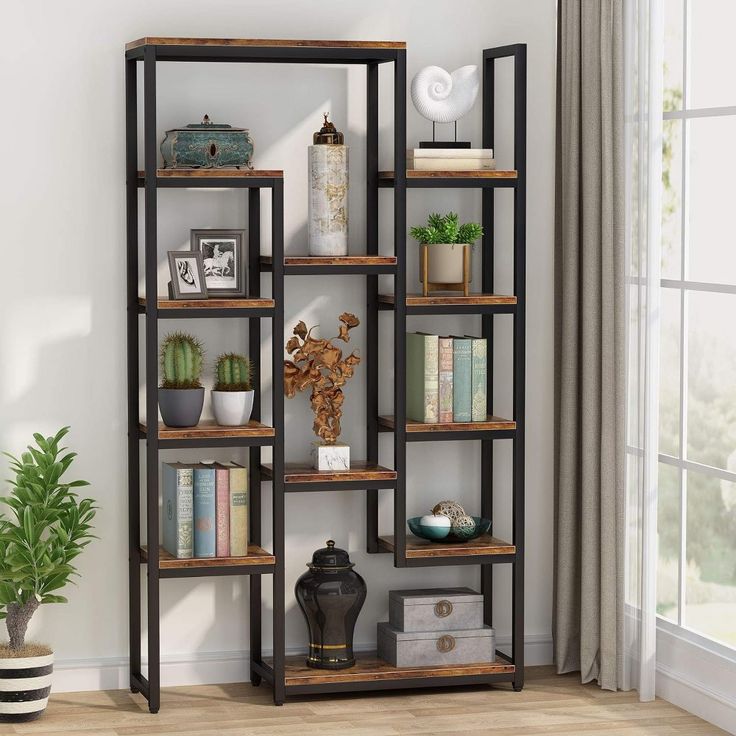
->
[408,516,491,544]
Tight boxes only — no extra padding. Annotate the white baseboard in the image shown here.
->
[657,662,736,735]
[53,635,553,694]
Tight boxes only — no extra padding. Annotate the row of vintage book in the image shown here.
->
[162,461,248,559]
[406,147,495,171]
[406,333,487,424]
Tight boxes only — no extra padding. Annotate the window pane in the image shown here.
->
[686,292,736,471]
[685,471,736,647]
[687,116,736,285]
[658,463,681,622]
[689,0,736,108]
[659,289,681,456]
[661,119,682,279]
[663,0,684,110]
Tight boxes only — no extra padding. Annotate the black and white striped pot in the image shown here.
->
[0,651,53,722]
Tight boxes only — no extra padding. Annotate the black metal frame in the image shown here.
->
[125,38,526,710]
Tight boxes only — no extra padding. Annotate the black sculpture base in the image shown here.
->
[418,141,471,149]
[306,643,356,669]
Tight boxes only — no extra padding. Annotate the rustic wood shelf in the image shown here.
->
[260,255,397,275]
[136,169,284,189]
[127,38,406,51]
[272,651,514,688]
[379,293,517,314]
[261,462,397,491]
[378,534,516,561]
[378,415,516,440]
[138,297,275,318]
[139,420,275,447]
[141,546,275,578]
[378,170,518,188]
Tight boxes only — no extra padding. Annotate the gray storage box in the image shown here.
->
[377,621,495,667]
[389,587,483,632]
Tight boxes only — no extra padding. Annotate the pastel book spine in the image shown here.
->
[407,158,496,171]
[229,464,249,557]
[406,332,439,423]
[162,464,193,559]
[409,148,493,159]
[193,466,216,558]
[452,337,473,422]
[215,465,230,557]
[468,336,488,422]
[438,337,454,423]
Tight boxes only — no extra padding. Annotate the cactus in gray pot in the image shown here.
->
[160,332,204,389]
[214,353,253,392]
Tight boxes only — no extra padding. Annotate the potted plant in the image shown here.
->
[409,212,484,292]
[211,353,255,426]
[0,427,96,723]
[159,332,205,428]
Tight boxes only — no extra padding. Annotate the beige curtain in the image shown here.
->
[554,0,627,690]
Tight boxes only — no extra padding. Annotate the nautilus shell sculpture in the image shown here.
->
[410,65,480,123]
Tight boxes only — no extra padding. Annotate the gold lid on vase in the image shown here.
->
[313,113,344,144]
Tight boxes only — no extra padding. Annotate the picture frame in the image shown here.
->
[190,229,246,297]
[167,251,209,300]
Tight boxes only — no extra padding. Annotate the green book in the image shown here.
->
[193,465,217,558]
[406,332,439,423]
[162,463,193,559]
[466,335,488,422]
[451,336,472,422]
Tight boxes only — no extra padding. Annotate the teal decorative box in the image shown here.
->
[161,115,254,169]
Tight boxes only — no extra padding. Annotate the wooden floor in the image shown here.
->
[2,666,725,735]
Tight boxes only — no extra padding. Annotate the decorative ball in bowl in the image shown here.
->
[408,516,491,543]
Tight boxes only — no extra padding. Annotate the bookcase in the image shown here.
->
[125,37,525,711]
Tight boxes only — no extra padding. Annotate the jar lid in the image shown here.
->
[167,114,247,132]
[313,113,344,144]
[308,540,353,569]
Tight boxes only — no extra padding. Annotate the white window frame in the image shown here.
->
[657,0,736,656]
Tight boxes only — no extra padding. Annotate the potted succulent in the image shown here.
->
[0,427,96,722]
[159,332,205,428]
[410,212,484,288]
[211,353,255,426]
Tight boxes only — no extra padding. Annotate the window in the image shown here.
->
[657,0,736,649]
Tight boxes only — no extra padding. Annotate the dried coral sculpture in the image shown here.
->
[284,313,361,469]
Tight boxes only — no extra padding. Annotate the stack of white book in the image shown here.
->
[407,148,495,171]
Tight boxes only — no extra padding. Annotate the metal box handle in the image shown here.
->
[434,599,453,617]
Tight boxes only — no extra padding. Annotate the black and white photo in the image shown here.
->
[167,251,209,300]
[190,229,246,297]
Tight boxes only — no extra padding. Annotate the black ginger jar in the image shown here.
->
[295,540,367,669]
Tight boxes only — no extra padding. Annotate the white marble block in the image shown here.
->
[308,144,349,256]
[311,442,350,471]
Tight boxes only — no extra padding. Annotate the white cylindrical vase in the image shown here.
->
[308,144,349,256]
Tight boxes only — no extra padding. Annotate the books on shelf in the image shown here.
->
[161,461,249,559]
[406,333,488,424]
[407,148,495,172]
[406,332,439,423]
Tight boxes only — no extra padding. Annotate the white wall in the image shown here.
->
[0,0,556,691]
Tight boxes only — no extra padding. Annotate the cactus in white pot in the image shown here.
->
[211,353,255,426]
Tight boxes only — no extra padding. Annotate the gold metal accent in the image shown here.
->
[434,600,453,618]
[437,634,456,653]
[309,643,347,649]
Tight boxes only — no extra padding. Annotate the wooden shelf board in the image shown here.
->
[139,297,275,310]
[137,169,283,179]
[141,545,275,568]
[378,534,515,558]
[378,415,516,433]
[140,420,275,440]
[380,170,518,179]
[262,462,396,484]
[127,38,406,51]
[272,651,513,686]
[379,293,516,306]
[262,255,397,267]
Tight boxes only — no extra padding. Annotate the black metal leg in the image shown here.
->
[142,45,161,715]
[271,181,286,705]
[393,50,408,568]
[366,61,380,554]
